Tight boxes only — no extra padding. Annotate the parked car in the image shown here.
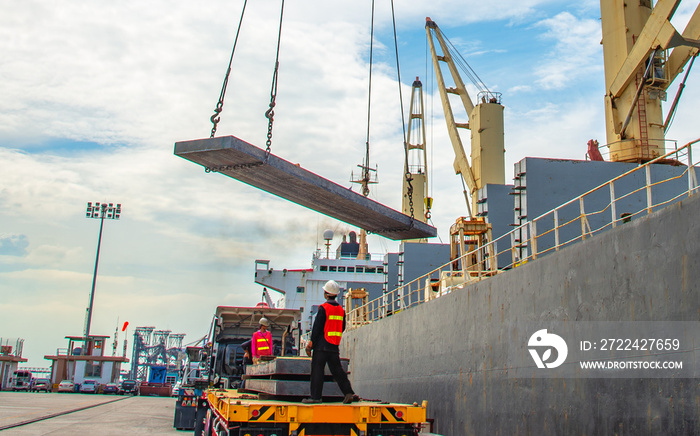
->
[58,380,75,393]
[80,379,98,394]
[31,378,51,393]
[102,383,118,394]
[118,379,139,395]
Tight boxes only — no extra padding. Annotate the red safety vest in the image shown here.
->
[322,302,345,345]
[253,330,272,357]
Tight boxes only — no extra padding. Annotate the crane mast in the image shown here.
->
[425,18,505,216]
[403,77,431,224]
[602,0,700,162]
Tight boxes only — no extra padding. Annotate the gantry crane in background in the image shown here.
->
[130,327,185,381]
[602,0,700,163]
[425,18,501,282]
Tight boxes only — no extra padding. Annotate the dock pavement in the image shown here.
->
[0,392,182,435]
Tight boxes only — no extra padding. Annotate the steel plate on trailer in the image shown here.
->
[244,379,343,398]
[246,357,348,377]
[174,136,437,240]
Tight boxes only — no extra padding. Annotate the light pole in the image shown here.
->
[84,202,121,353]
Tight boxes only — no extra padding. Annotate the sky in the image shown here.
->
[2,0,699,368]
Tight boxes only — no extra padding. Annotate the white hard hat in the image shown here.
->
[323,280,340,295]
[259,317,270,327]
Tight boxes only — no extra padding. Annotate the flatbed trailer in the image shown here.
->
[204,389,428,436]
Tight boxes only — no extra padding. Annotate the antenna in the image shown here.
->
[323,229,334,259]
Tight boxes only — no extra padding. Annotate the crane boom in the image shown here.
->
[426,19,477,206]
[425,18,505,216]
[665,4,700,84]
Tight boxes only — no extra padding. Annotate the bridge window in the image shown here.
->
[85,361,103,377]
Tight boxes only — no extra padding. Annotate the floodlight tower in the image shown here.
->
[84,202,121,353]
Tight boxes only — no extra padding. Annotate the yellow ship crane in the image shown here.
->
[602,0,700,162]
[425,18,506,217]
[425,18,502,283]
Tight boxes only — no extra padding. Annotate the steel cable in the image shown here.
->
[264,0,286,163]
[210,0,250,138]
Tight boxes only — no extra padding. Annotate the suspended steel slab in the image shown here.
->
[174,136,437,240]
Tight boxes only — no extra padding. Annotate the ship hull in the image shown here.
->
[343,193,700,435]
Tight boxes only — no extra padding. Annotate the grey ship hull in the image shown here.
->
[343,193,700,435]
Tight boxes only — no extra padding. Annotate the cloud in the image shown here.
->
[1,268,90,286]
[508,85,534,94]
[0,234,29,256]
[532,12,603,90]
[393,0,558,27]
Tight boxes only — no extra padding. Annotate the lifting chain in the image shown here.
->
[204,161,263,173]
[391,0,414,226]
[264,0,285,164]
[208,0,249,139]
[210,100,224,138]
[264,101,275,162]
[405,170,415,219]
[362,180,370,197]
[404,169,415,231]
[367,219,415,237]
[362,141,371,197]
[264,63,278,164]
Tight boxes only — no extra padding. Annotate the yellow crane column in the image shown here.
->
[601,0,700,163]
[602,0,665,161]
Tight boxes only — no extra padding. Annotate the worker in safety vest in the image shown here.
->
[251,317,273,364]
[302,280,355,404]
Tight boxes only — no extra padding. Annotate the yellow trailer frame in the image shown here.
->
[205,389,427,436]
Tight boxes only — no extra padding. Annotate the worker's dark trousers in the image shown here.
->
[310,349,354,400]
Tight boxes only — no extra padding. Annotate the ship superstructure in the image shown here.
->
[254,231,385,333]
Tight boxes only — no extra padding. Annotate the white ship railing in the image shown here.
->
[347,139,700,329]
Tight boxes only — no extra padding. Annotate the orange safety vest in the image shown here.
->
[253,330,272,356]
[322,302,345,345]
